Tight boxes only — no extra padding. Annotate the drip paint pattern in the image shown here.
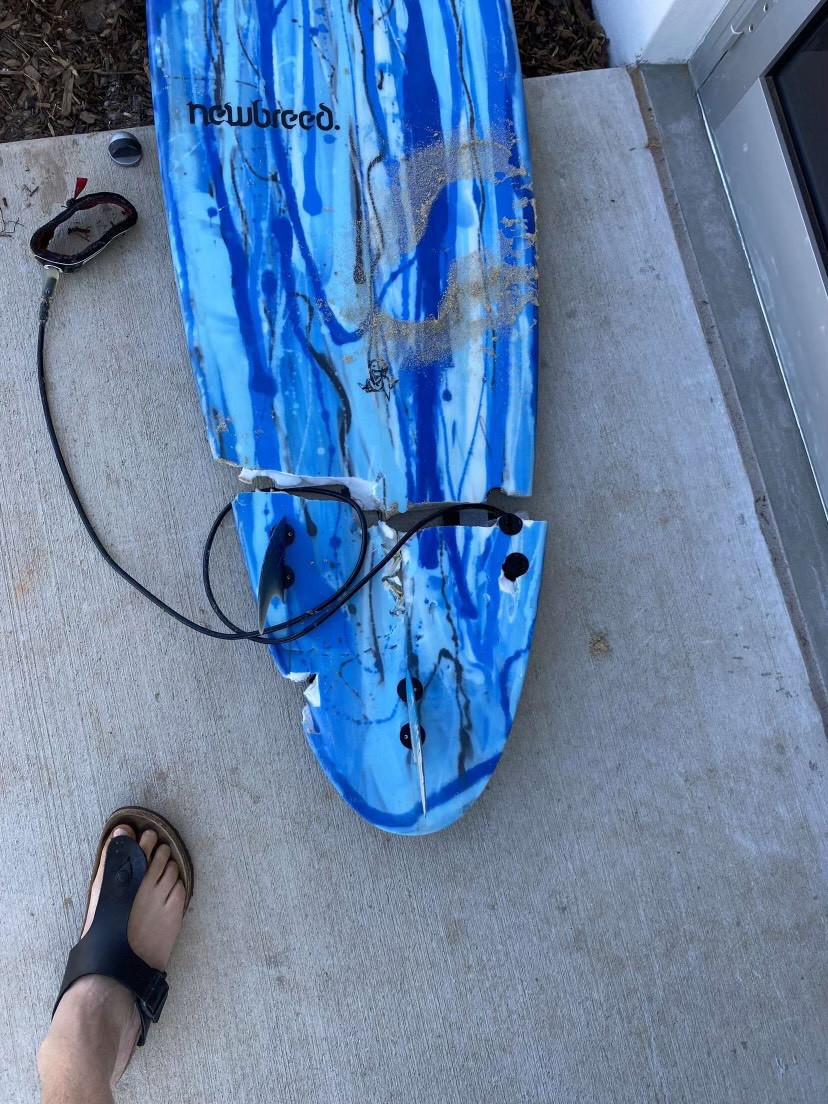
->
[146,0,538,512]
[233,492,547,834]
[148,0,546,832]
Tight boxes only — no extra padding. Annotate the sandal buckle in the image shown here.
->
[139,971,169,1023]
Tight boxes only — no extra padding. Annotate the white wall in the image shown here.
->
[593,0,731,63]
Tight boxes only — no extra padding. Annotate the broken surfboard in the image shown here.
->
[147,0,546,834]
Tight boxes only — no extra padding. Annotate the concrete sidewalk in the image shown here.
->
[1,68,826,1103]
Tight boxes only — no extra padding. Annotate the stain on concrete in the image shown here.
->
[589,631,611,657]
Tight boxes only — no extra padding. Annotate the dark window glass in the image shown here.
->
[772,3,828,262]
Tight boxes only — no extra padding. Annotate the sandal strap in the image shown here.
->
[53,836,169,1046]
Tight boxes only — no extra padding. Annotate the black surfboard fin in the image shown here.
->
[257,517,295,633]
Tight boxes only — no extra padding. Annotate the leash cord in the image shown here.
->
[37,276,509,646]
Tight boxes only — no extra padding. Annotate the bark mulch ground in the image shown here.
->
[0,0,608,144]
[515,0,608,77]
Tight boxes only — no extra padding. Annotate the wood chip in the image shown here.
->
[60,68,73,116]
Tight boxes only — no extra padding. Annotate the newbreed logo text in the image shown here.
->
[188,100,339,131]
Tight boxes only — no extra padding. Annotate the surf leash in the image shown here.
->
[31,183,519,646]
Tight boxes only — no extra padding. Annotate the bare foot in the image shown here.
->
[41,824,186,1087]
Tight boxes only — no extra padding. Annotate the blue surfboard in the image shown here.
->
[147,0,546,833]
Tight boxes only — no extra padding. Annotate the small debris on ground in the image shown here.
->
[589,631,611,657]
[0,0,608,144]
[0,197,21,236]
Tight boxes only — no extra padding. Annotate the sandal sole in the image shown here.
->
[87,806,195,914]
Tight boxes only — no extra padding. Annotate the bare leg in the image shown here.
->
[38,976,138,1104]
[38,824,186,1103]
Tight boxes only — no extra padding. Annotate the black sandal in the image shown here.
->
[52,807,194,1047]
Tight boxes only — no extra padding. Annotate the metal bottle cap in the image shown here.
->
[108,131,143,167]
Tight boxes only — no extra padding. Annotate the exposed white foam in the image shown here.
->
[237,467,381,512]
[304,677,321,709]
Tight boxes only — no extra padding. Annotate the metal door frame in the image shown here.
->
[694,0,828,515]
